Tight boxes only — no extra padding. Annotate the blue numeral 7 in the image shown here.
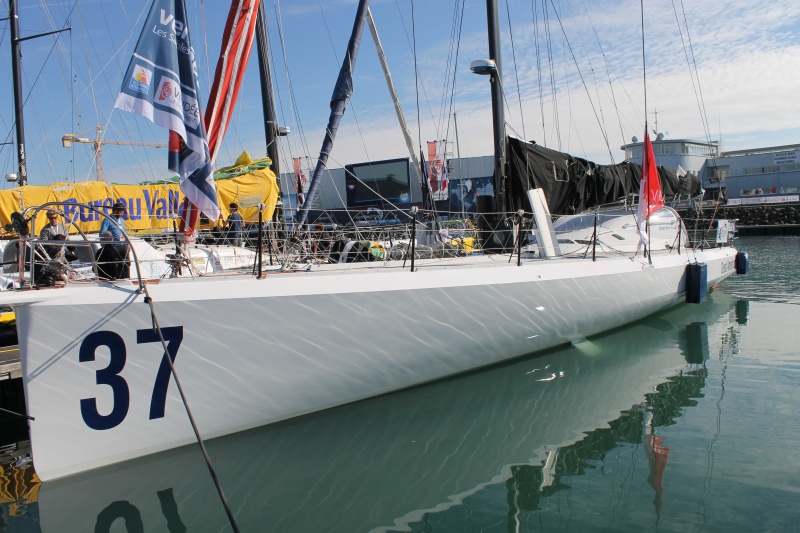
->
[137,326,184,420]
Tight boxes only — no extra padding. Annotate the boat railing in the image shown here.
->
[13,202,149,290]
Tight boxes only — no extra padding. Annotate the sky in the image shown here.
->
[1,0,799,189]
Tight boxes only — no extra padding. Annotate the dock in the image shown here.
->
[0,345,21,381]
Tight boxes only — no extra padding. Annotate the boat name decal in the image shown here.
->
[720,259,735,274]
[79,326,184,430]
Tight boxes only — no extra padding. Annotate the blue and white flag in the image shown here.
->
[114,0,220,221]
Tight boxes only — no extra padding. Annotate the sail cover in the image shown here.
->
[115,0,220,221]
[506,136,693,216]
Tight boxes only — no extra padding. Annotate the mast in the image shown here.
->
[486,0,507,214]
[5,0,69,186]
[9,0,27,186]
[255,0,280,179]
[297,0,370,228]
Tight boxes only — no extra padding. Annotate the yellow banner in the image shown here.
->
[0,167,278,236]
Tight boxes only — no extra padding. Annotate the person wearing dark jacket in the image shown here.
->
[226,202,244,246]
[95,231,130,280]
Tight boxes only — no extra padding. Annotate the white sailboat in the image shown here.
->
[2,0,746,483]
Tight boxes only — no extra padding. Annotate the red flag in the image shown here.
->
[636,129,665,251]
[640,130,665,218]
[645,433,670,510]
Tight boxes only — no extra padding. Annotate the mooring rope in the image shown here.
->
[139,284,241,533]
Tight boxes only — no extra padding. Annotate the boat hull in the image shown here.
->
[16,247,738,480]
[33,291,743,531]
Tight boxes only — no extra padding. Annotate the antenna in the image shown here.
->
[650,109,661,135]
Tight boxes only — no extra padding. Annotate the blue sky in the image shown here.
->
[2,0,799,188]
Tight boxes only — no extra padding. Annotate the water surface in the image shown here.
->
[2,236,799,532]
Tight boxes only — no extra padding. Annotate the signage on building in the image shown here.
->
[773,151,797,165]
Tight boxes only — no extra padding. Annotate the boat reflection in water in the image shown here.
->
[16,292,746,532]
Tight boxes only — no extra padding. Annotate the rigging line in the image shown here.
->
[70,16,74,181]
[674,0,712,143]
[546,0,618,166]
[106,2,168,182]
[267,17,305,181]
[316,0,341,64]
[274,0,340,226]
[394,1,440,142]
[74,4,101,131]
[504,0,527,141]
[409,1,439,224]
[271,0,301,155]
[443,0,466,148]
[530,0,546,142]
[139,290,240,533]
[89,1,154,182]
[669,0,704,136]
[411,0,423,159]
[14,23,73,182]
[438,3,459,134]
[542,1,561,149]
[275,0,316,161]
[116,0,131,27]
[640,0,648,133]
[0,25,14,152]
[559,0,611,160]
[579,0,627,152]
[39,0,119,181]
[273,0,331,214]
[199,0,213,93]
[436,0,462,139]
[271,4,323,225]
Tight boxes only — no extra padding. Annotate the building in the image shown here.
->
[710,144,800,205]
[621,136,800,205]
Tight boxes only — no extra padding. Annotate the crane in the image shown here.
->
[62,125,166,181]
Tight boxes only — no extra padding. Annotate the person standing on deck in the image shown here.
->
[226,202,244,246]
[100,202,128,243]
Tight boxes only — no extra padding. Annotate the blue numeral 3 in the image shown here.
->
[80,331,130,430]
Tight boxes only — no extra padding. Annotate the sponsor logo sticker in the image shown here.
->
[128,65,152,94]
[155,76,200,129]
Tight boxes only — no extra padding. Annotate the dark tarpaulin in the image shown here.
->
[506,136,700,216]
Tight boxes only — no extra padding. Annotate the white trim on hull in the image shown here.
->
[16,246,737,480]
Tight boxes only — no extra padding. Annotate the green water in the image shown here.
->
[2,236,799,532]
